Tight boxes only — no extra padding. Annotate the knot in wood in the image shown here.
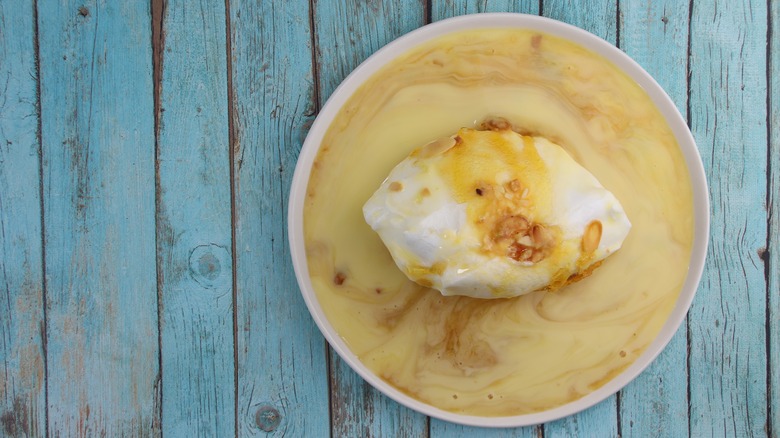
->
[255,406,281,432]
[188,244,231,289]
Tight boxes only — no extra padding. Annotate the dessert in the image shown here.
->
[303,28,694,416]
[363,125,631,298]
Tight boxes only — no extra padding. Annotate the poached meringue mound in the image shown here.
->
[363,127,631,299]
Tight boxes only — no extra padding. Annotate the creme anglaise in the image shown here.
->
[304,29,694,416]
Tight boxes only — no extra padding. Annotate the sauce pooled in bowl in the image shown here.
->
[304,28,694,416]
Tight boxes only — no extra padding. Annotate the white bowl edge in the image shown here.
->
[288,12,710,428]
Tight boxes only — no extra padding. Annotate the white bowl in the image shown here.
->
[288,13,709,427]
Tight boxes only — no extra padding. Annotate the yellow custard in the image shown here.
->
[304,29,694,416]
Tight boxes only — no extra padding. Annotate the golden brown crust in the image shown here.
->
[538,260,604,293]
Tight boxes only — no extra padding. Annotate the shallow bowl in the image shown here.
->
[288,13,709,427]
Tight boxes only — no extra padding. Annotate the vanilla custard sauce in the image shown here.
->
[303,29,694,416]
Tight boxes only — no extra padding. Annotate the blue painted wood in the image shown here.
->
[36,0,160,435]
[0,1,46,436]
[688,0,769,436]
[0,1,773,435]
[156,1,234,436]
[228,0,331,436]
[545,399,618,437]
[617,1,690,436]
[770,1,779,435]
[430,423,539,438]
[430,0,540,18]
[315,0,427,103]
[312,1,431,437]
[542,0,617,45]
[329,381,430,438]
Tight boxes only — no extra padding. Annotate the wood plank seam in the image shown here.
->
[33,0,50,436]
[765,2,774,437]
[1,0,47,435]
[685,0,694,435]
[309,0,322,116]
[615,0,621,49]
[151,0,166,434]
[222,0,240,436]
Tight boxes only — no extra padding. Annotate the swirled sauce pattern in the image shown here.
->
[304,29,694,416]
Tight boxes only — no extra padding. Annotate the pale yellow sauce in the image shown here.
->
[304,29,694,416]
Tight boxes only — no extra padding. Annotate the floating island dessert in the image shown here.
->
[303,28,694,417]
[364,120,631,299]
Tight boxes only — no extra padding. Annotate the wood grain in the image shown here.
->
[542,0,618,45]
[431,423,539,438]
[228,0,330,436]
[155,0,235,436]
[617,1,691,436]
[543,397,618,437]
[329,379,430,438]
[36,0,160,435]
[688,0,769,436]
[430,0,540,18]
[0,1,46,436]
[769,1,778,436]
[312,1,431,436]
[0,1,773,436]
[314,0,427,102]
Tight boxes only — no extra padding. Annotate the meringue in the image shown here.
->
[363,127,631,298]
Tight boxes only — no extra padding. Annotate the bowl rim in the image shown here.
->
[288,12,710,428]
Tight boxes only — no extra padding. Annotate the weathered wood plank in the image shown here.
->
[312,1,431,436]
[229,0,330,436]
[315,0,427,102]
[542,397,618,438]
[330,379,430,438]
[543,0,617,45]
[617,1,690,436]
[155,1,234,436]
[768,1,778,436]
[430,0,539,19]
[431,423,538,438]
[36,0,159,435]
[688,0,769,436]
[536,1,620,435]
[0,1,46,436]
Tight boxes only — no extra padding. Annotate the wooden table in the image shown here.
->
[1,0,776,436]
